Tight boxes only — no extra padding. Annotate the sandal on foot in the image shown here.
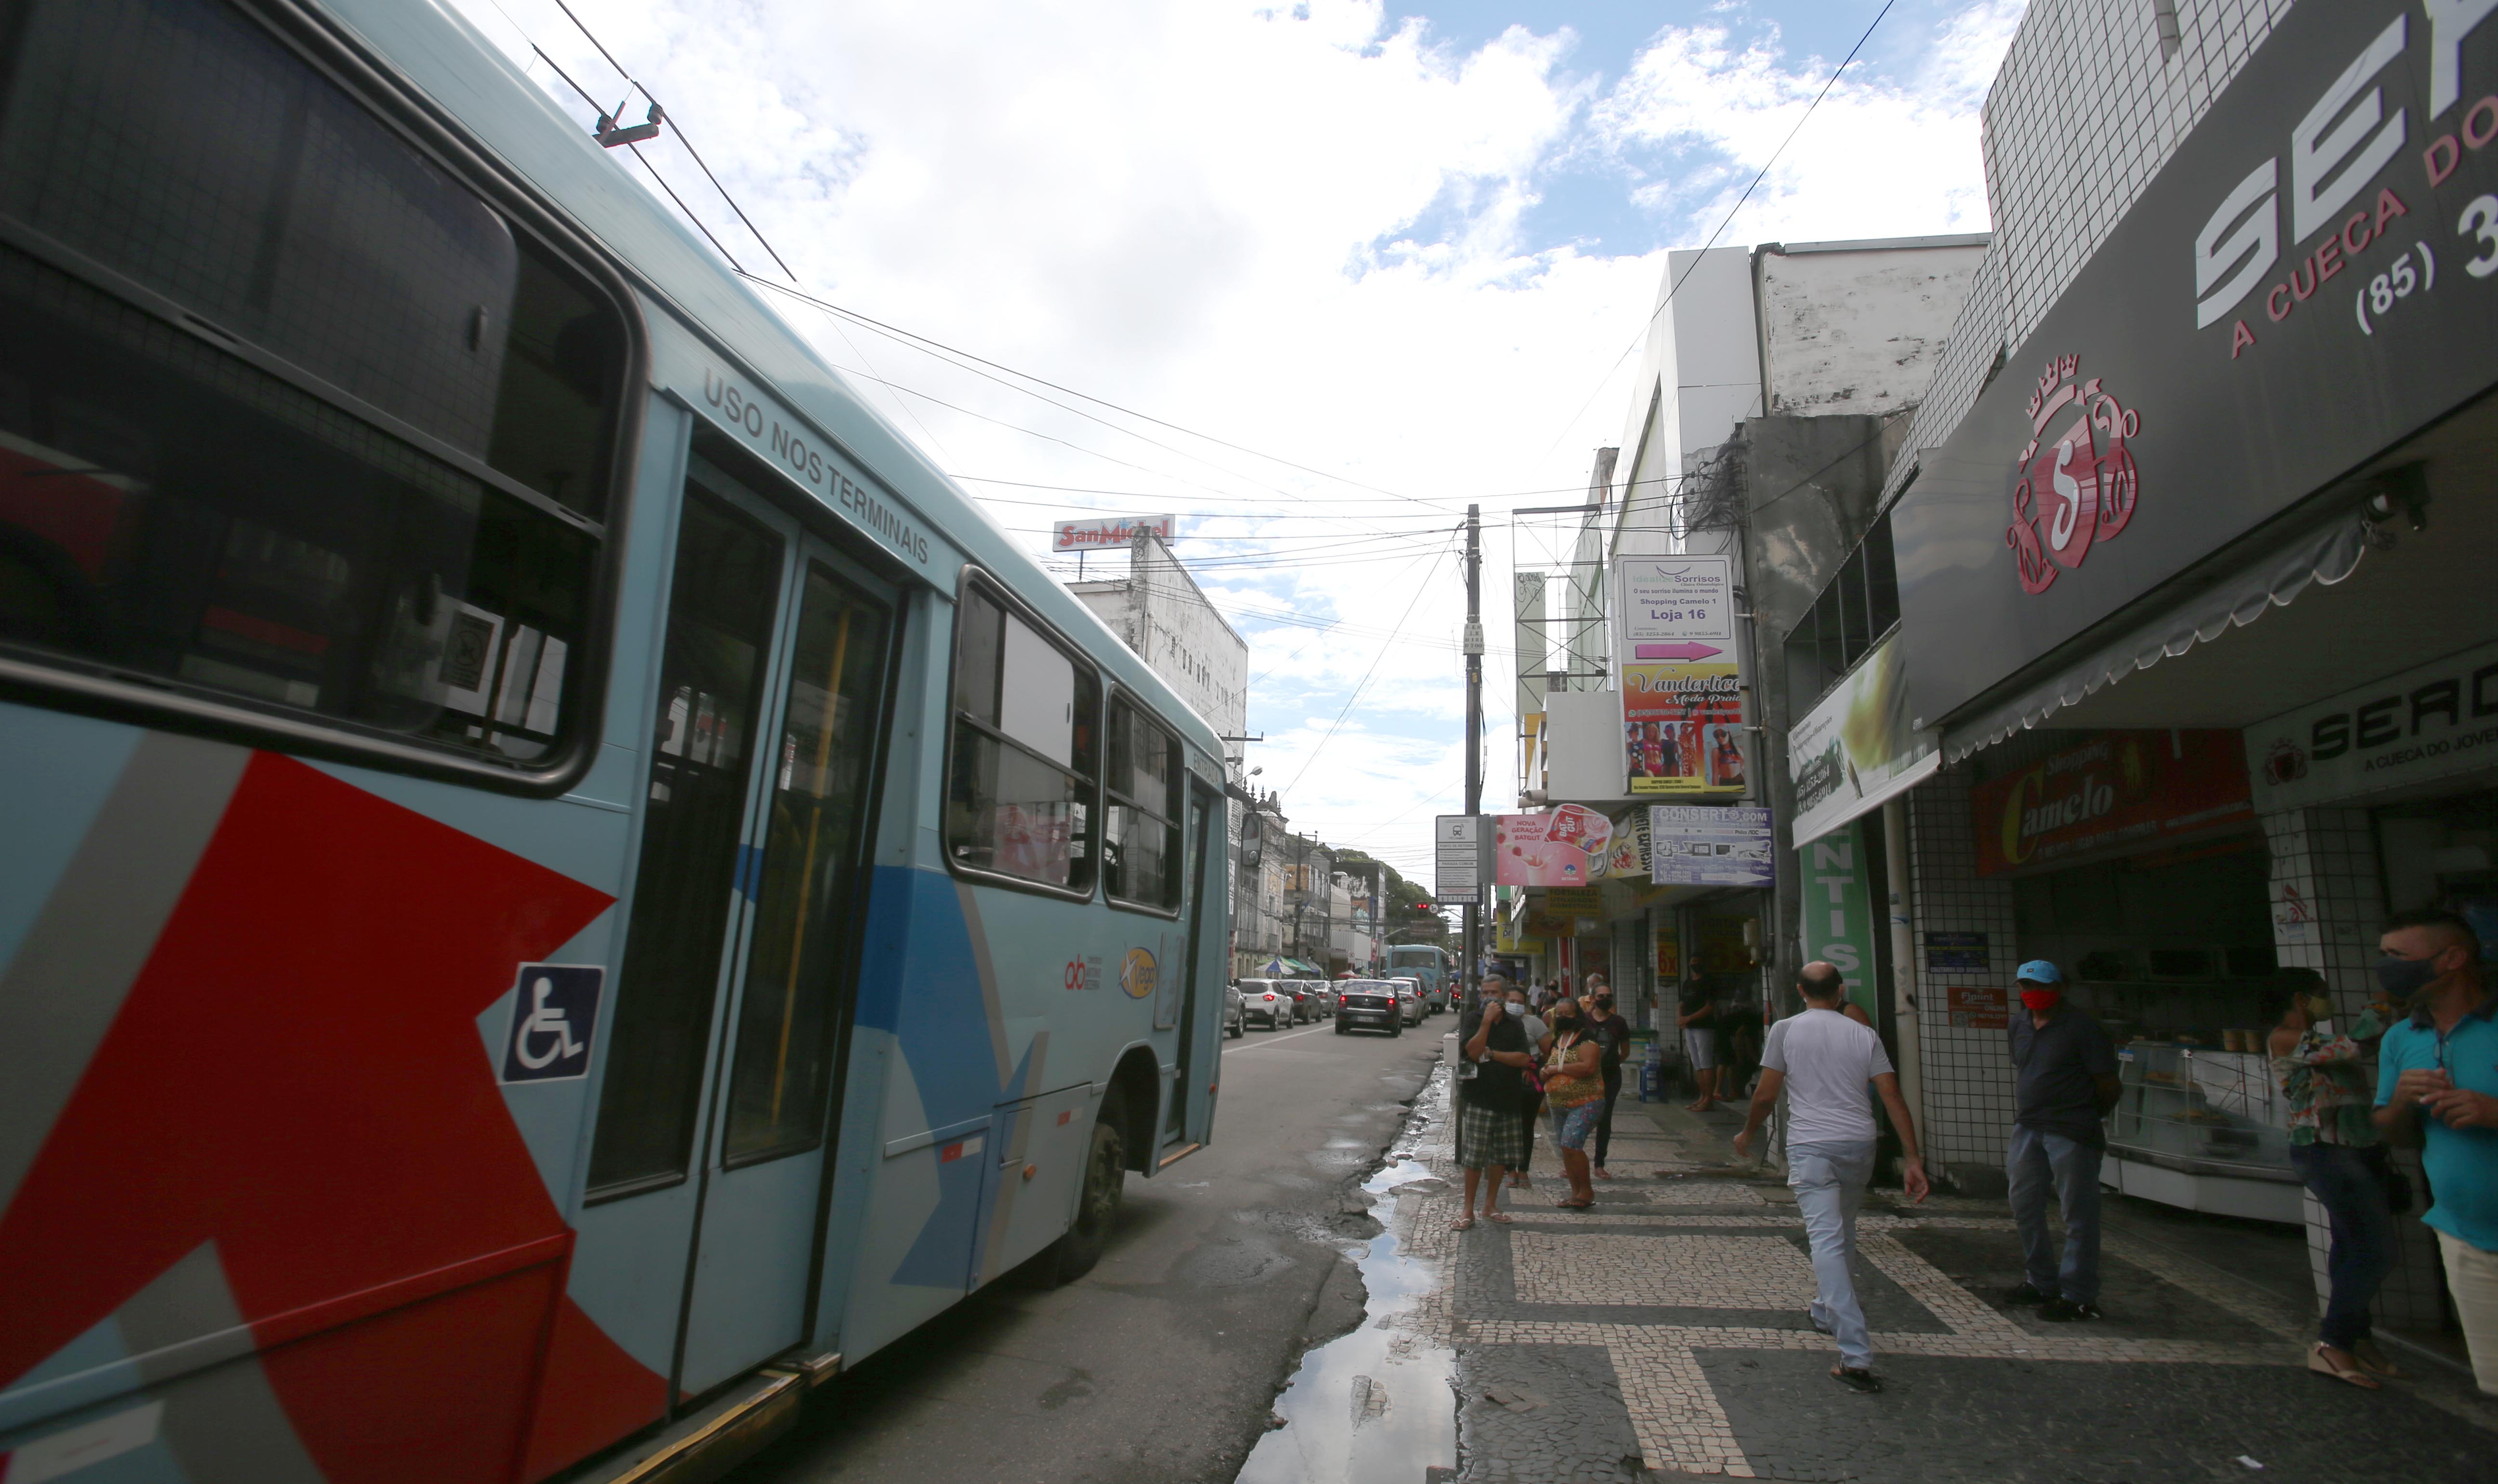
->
[1593,1167,1615,1179]
[1830,1366,1882,1394]
[1481,1210,1514,1224]
[1451,1215,1475,1231]
[1555,1197,1595,1209]
[2307,1343,2380,1389]
[2351,1338,2406,1379]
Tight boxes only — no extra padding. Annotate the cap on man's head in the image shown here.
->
[2015,960,2062,986]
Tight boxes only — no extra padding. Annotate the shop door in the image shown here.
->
[677,498,896,1393]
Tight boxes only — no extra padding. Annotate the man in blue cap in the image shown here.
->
[2006,960,2120,1321]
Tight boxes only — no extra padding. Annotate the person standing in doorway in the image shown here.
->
[2268,970,2400,1387]
[2374,908,2498,1395]
[1587,986,1632,1179]
[1455,976,1533,1229]
[1680,975,1720,1113]
[2005,962,2120,1322]
[1734,962,1928,1392]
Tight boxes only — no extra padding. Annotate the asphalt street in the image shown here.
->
[727,1011,1447,1484]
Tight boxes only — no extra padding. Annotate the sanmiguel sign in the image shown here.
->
[1897,0,2498,731]
[1972,729,2254,877]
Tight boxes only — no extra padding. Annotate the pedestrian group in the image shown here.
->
[1450,904,2498,1400]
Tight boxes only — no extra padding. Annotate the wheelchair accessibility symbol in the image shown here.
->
[499,964,605,1084]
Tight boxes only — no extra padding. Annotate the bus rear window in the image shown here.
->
[0,0,627,767]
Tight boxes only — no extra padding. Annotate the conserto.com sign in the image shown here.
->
[1053,515,1177,550]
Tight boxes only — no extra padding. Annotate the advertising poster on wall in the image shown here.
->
[1787,634,1939,846]
[1494,806,1616,887]
[1616,556,1746,796]
[1970,729,2253,876]
[1649,805,1775,887]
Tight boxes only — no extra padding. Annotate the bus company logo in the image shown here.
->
[1118,947,1158,1000]
[2006,353,2142,596]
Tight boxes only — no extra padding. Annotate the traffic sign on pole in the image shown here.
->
[1434,814,1490,906]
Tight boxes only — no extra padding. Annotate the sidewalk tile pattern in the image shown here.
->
[1384,1077,2498,1481]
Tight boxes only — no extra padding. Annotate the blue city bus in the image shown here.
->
[1386,944,1454,1009]
[0,0,1227,1478]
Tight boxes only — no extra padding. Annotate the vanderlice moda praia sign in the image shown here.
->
[1894,0,2498,731]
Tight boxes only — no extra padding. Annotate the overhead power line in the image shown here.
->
[734,271,1448,510]
[1543,0,1899,458]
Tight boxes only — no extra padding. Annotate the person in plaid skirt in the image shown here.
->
[1457,976,1536,1229]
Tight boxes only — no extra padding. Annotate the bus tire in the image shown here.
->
[1050,1090,1127,1285]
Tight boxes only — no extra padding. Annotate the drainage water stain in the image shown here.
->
[1234,1146,1455,1483]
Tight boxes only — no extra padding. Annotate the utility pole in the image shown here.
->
[1461,504,1484,1012]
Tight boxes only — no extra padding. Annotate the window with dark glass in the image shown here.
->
[1791,512,1902,710]
[720,560,889,1166]
[945,582,1098,892]
[0,0,626,766]
[1103,698,1182,912]
[588,491,780,1196]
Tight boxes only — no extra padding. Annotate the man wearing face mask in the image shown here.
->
[2005,961,2120,1322]
[2373,908,2498,1394]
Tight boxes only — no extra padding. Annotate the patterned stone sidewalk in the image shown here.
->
[1374,1076,2498,1483]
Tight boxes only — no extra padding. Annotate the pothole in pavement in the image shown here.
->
[1234,1064,1457,1484]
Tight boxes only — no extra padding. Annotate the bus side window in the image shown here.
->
[944,581,1098,894]
[0,0,626,768]
[1102,698,1181,913]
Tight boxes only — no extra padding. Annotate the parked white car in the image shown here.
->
[1235,979,1296,1030]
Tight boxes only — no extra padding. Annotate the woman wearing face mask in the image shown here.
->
[1540,997,1608,1209]
[2267,968,2400,1387]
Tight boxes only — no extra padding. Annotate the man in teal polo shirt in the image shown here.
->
[2375,907,2498,1395]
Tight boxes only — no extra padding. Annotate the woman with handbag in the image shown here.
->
[1541,997,1609,1210]
[2268,971,2403,1388]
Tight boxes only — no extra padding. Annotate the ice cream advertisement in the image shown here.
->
[1494,806,1615,887]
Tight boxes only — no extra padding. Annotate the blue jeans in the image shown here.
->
[2007,1125,2102,1304]
[2290,1142,2396,1351]
[1789,1140,1877,1371]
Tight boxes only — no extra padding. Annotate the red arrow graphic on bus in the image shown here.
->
[1635,642,1724,661]
[0,752,641,1483]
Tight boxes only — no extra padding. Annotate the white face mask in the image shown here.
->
[1508,1000,1527,1014]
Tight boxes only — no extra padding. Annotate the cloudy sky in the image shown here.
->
[450,0,2024,885]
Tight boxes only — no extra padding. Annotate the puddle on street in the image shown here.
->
[1234,1079,1455,1484]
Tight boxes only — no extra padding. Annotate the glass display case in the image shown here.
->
[2105,1043,2301,1223]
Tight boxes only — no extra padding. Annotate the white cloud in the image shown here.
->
[450,0,2014,883]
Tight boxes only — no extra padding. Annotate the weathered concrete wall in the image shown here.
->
[1758,240,1987,418]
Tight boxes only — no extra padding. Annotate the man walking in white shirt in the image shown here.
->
[1734,962,1929,1392]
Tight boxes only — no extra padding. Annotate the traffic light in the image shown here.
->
[1414,901,1437,914]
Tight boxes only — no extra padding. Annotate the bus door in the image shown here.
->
[1162,782,1219,1150]
[586,452,894,1402]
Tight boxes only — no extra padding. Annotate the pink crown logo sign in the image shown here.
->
[2006,353,2142,596]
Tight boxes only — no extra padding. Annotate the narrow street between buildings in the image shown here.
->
[726,1021,1442,1484]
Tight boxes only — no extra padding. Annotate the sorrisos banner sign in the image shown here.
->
[1895,0,2498,730]
[1493,806,1615,887]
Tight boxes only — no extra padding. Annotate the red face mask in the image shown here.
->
[2020,987,2060,1013]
